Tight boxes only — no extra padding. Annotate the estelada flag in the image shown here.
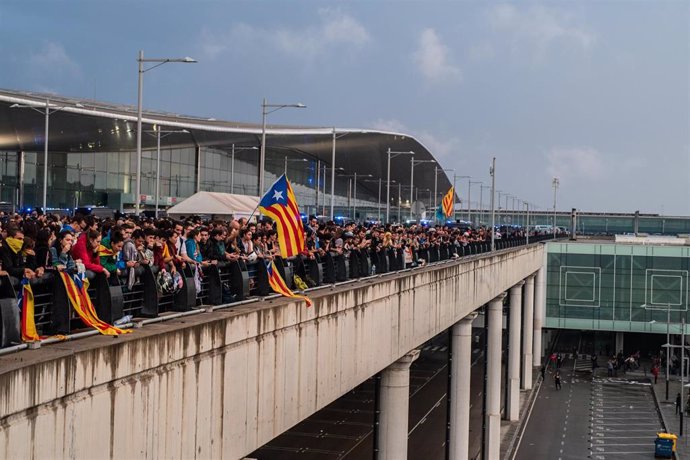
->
[98,244,115,258]
[441,186,455,218]
[59,272,131,335]
[266,261,312,307]
[17,279,41,342]
[259,174,306,258]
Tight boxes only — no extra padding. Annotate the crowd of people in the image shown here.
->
[0,210,536,299]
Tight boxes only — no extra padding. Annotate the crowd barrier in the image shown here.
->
[0,234,557,350]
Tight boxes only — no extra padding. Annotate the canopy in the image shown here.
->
[165,191,259,218]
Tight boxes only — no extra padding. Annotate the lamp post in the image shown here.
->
[489,157,496,251]
[452,175,470,221]
[525,202,530,244]
[259,98,306,197]
[410,158,436,220]
[468,180,482,224]
[552,177,560,238]
[144,127,189,218]
[230,145,258,194]
[135,50,196,216]
[10,99,83,211]
[386,148,414,223]
[284,156,308,175]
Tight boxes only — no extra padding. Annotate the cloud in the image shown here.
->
[413,28,462,83]
[487,4,595,58]
[546,147,605,183]
[199,9,370,61]
[27,42,81,77]
[371,118,408,134]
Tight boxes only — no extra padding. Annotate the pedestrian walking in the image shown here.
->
[554,371,562,390]
[676,393,681,415]
[652,365,659,384]
[557,353,563,369]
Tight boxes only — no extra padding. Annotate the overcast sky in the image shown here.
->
[2,1,688,215]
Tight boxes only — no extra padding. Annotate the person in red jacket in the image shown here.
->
[70,229,110,280]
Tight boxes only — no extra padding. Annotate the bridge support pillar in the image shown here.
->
[533,266,546,367]
[377,349,420,460]
[507,281,524,421]
[449,312,477,460]
[522,275,535,390]
[486,293,506,460]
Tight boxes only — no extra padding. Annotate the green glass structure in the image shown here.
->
[545,241,690,334]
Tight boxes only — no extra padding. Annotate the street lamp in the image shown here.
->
[489,157,496,251]
[386,148,414,223]
[10,99,83,211]
[230,145,258,194]
[144,127,189,218]
[452,175,470,221]
[410,158,435,220]
[338,173,372,221]
[135,50,196,216]
[284,156,308,175]
[552,177,560,238]
[468,180,482,224]
[259,98,306,197]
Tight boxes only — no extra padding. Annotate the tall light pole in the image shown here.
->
[284,156,308,175]
[490,157,496,251]
[10,99,83,211]
[386,148,414,223]
[144,127,189,218]
[480,185,491,226]
[468,180,482,224]
[259,98,306,197]
[552,177,560,238]
[452,175,470,221]
[135,51,197,216]
[525,201,530,244]
[230,145,258,194]
[410,158,435,220]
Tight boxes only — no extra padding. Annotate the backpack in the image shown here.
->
[156,270,174,294]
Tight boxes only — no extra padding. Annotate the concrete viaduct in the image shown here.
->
[0,243,546,460]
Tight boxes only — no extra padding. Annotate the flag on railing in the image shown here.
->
[58,272,131,335]
[259,174,306,258]
[266,261,312,307]
[441,186,455,218]
[17,279,41,342]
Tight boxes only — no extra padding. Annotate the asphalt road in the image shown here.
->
[515,357,663,460]
[250,328,493,460]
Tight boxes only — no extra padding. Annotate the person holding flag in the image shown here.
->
[258,174,306,259]
[436,186,455,221]
[258,174,312,306]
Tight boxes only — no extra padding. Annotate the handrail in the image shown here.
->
[0,237,559,356]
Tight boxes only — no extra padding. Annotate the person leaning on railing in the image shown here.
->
[50,229,81,275]
[71,229,109,280]
[0,226,44,288]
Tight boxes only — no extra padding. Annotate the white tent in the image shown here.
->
[166,191,259,219]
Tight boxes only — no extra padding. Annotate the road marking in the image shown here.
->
[408,394,445,435]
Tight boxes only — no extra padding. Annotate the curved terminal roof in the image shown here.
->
[0,88,454,198]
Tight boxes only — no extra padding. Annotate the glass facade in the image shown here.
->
[545,241,690,333]
[0,146,383,215]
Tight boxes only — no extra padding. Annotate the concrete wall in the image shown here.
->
[0,245,543,459]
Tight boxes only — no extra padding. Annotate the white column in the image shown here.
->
[378,349,420,460]
[507,281,524,421]
[449,312,478,460]
[486,293,506,460]
[522,275,535,390]
[533,266,546,367]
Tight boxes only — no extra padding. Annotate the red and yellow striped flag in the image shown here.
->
[259,175,306,258]
[97,244,115,257]
[58,272,131,335]
[18,280,41,342]
[266,261,312,307]
[441,186,454,218]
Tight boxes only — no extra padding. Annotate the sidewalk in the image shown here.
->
[651,376,689,460]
